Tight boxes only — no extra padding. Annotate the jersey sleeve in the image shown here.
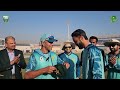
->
[25,54,36,72]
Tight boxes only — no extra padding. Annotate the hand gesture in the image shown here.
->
[63,62,70,69]
[10,55,20,65]
[45,66,56,74]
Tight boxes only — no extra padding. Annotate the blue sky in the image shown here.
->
[0,11,120,44]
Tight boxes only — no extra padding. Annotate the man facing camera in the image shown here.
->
[24,34,70,79]
[0,36,26,79]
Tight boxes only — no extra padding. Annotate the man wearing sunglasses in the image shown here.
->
[24,34,70,79]
[58,43,80,79]
[104,39,120,79]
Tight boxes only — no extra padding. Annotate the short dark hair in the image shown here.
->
[71,29,88,40]
[89,36,98,42]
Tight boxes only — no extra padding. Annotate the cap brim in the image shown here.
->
[47,39,58,43]
[104,42,120,46]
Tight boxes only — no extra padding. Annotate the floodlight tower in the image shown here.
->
[67,20,70,42]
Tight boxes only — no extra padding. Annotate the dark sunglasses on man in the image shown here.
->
[65,46,72,49]
[109,43,118,47]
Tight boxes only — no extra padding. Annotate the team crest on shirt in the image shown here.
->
[40,56,44,62]
[51,56,55,61]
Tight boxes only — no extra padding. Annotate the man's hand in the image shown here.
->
[76,77,80,79]
[63,62,70,69]
[10,56,20,65]
[10,60,15,65]
[44,66,56,74]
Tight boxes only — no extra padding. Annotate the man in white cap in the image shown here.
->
[58,42,81,79]
[24,34,70,79]
[104,39,120,79]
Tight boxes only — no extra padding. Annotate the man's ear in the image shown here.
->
[81,36,84,40]
[40,41,44,46]
[5,43,7,48]
[42,41,46,47]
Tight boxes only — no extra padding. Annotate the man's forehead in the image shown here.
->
[7,38,15,41]
[91,38,96,40]
[90,39,96,41]
[65,44,71,47]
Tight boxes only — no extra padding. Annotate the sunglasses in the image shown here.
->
[65,46,72,49]
[109,44,118,47]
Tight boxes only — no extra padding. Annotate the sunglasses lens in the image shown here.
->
[111,44,116,47]
[48,41,53,44]
[65,46,71,49]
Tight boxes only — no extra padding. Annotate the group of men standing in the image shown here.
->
[0,29,120,79]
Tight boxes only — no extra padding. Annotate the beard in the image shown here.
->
[76,42,84,49]
[110,48,116,53]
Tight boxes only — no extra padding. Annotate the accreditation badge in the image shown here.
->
[40,56,44,62]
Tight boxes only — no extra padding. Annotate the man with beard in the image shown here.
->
[71,29,105,79]
[104,39,120,79]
